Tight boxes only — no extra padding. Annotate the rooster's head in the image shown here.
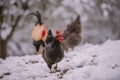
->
[56,30,63,42]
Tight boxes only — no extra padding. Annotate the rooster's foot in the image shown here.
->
[50,68,56,73]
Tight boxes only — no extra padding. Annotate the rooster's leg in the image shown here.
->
[50,69,52,73]
[54,62,58,71]
[52,62,58,73]
[47,64,52,73]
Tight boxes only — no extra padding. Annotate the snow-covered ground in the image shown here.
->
[0,40,120,80]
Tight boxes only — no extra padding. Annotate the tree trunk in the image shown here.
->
[0,40,7,59]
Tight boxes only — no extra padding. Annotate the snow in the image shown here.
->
[0,40,120,80]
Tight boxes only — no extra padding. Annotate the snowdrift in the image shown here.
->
[0,40,120,80]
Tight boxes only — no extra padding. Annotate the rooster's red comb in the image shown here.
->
[56,30,63,42]
[56,30,61,35]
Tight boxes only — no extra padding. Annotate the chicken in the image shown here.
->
[62,15,81,52]
[29,11,47,54]
[42,30,64,73]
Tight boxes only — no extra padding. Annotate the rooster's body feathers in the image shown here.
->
[32,24,47,41]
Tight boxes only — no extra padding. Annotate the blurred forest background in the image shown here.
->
[0,0,120,58]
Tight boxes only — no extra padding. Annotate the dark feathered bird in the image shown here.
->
[62,15,81,52]
[42,30,64,73]
[29,11,47,54]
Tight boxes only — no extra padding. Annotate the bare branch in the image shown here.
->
[6,15,22,42]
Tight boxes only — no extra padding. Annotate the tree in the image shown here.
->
[0,0,29,59]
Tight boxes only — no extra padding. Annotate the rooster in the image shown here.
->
[42,30,64,73]
[62,15,81,52]
[29,11,47,54]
